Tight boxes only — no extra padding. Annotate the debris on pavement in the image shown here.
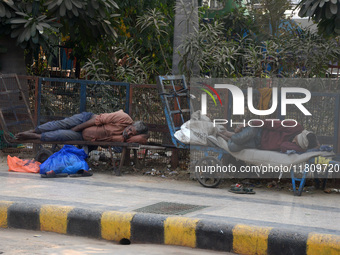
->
[324,188,340,193]
[267,181,277,188]
[229,185,256,194]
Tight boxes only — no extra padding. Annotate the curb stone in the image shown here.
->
[0,201,339,255]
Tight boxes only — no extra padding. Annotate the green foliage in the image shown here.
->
[298,0,340,36]
[176,0,199,34]
[0,0,119,70]
[0,0,15,18]
[179,21,239,78]
[82,58,109,81]
[219,5,254,36]
[113,39,154,83]
[84,0,175,84]
[278,31,340,78]
[9,12,61,51]
[45,0,119,42]
[137,8,171,71]
[178,17,340,79]
[174,1,340,80]
[4,0,336,84]
[245,0,292,39]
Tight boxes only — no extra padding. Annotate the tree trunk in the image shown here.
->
[0,36,27,75]
[172,0,199,76]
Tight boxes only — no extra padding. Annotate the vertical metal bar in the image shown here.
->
[125,83,130,114]
[172,79,185,125]
[158,76,179,147]
[335,94,340,154]
[182,74,191,115]
[227,91,232,129]
[1,76,19,123]
[117,147,127,176]
[223,89,229,121]
[14,75,34,125]
[80,82,86,113]
[33,77,39,126]
[277,89,283,120]
[37,78,42,125]
[128,84,133,116]
[169,80,178,129]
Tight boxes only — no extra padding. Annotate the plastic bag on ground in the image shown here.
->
[40,145,89,175]
[7,155,41,173]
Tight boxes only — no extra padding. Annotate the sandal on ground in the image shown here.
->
[229,187,256,194]
[69,170,93,177]
[41,170,68,178]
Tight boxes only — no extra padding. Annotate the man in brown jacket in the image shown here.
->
[16,110,148,143]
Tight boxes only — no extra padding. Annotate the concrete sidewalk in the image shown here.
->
[0,162,339,254]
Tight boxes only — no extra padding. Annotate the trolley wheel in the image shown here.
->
[194,156,222,188]
[35,148,54,163]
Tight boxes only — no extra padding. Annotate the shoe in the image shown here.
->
[41,170,68,178]
[69,170,93,177]
[229,186,256,194]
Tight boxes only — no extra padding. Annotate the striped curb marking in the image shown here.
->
[0,201,339,255]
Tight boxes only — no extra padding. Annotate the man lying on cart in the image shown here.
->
[16,110,149,144]
[217,119,320,153]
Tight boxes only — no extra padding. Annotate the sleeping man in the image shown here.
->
[217,119,319,153]
[16,110,149,144]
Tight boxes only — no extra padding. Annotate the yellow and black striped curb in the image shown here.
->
[0,201,339,255]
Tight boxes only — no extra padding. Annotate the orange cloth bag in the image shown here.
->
[7,155,41,173]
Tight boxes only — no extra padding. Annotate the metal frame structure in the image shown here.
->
[157,75,229,188]
[37,77,130,125]
[0,74,35,141]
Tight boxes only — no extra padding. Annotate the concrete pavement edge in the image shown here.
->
[0,200,339,255]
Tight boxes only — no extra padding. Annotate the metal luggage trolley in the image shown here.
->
[157,75,340,195]
[157,75,228,188]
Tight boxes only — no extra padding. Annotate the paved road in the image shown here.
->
[0,228,232,255]
[0,161,339,236]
